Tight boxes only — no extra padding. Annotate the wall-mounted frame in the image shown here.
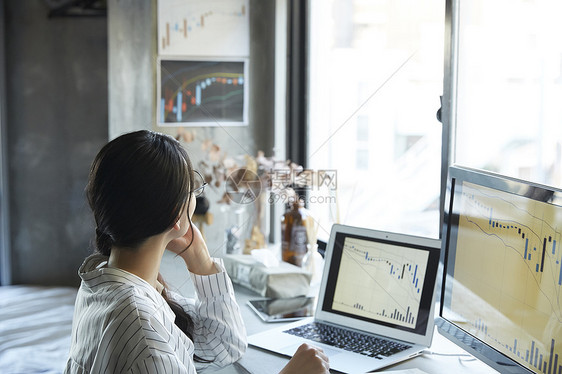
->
[157,57,249,127]
[157,0,249,57]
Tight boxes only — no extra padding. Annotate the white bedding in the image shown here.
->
[0,286,77,374]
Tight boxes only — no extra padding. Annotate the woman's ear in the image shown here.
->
[173,219,181,231]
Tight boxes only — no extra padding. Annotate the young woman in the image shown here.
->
[64,130,329,374]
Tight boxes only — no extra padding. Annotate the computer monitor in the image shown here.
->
[437,166,562,374]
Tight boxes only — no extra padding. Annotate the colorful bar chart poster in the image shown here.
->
[448,181,562,374]
[157,0,249,57]
[158,59,247,126]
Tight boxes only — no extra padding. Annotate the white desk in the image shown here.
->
[213,284,500,374]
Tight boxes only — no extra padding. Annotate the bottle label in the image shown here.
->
[290,226,308,253]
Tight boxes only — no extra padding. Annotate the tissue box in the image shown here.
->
[223,254,312,298]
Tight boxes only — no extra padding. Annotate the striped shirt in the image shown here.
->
[64,254,247,374]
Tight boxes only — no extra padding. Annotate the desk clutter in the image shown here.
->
[223,254,312,299]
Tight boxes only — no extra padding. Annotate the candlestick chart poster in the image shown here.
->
[157,58,248,126]
[157,0,249,57]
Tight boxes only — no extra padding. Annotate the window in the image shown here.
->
[452,0,562,187]
[307,0,445,239]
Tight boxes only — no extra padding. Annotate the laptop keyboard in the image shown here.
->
[283,322,412,359]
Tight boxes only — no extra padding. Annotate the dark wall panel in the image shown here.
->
[5,0,108,286]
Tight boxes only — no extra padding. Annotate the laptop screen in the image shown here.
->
[320,229,440,336]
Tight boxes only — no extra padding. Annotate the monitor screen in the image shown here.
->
[437,166,562,374]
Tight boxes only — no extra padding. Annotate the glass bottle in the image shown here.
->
[281,199,309,267]
[222,204,245,255]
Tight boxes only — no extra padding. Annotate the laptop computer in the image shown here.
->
[248,224,441,373]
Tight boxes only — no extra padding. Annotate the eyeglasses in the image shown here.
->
[191,170,208,197]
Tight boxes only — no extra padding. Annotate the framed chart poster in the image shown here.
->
[157,57,249,127]
[157,0,250,126]
[157,0,249,57]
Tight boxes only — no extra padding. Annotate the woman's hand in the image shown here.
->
[279,344,330,374]
[167,223,218,276]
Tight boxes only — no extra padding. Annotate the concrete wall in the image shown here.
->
[108,0,277,254]
[108,0,153,138]
[3,1,108,286]
[1,0,277,285]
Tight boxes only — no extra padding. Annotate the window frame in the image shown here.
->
[0,1,11,286]
[286,0,309,168]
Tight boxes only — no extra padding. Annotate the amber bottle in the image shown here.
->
[281,200,309,267]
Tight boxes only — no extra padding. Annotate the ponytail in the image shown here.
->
[95,228,113,256]
[158,276,213,364]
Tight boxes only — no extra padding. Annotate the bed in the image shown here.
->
[0,285,77,374]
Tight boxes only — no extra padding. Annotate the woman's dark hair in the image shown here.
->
[86,130,210,363]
